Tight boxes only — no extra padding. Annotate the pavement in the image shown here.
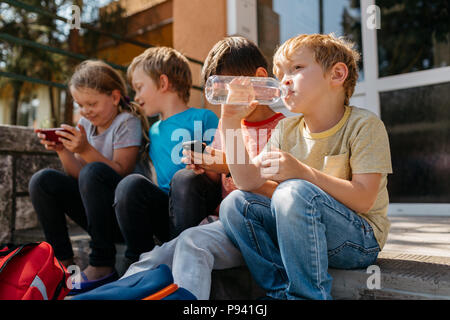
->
[382,216,450,258]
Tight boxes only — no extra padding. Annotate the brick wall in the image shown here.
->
[0,125,62,243]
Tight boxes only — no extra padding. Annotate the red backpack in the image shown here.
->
[0,242,71,300]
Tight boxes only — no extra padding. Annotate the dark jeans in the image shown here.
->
[114,169,222,262]
[28,162,124,267]
[169,169,222,238]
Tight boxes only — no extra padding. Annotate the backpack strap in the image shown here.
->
[0,243,21,256]
[0,243,39,273]
[142,283,179,300]
[51,258,68,300]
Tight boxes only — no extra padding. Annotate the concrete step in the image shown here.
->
[13,225,450,300]
[330,251,450,299]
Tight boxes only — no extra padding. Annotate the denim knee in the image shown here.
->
[171,169,197,186]
[28,168,61,196]
[219,190,248,227]
[78,162,111,192]
[272,179,322,220]
[177,228,205,251]
[170,169,209,197]
[114,174,145,204]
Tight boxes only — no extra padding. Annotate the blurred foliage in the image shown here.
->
[0,0,128,125]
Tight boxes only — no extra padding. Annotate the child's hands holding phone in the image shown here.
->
[35,128,69,152]
[181,141,229,175]
[56,124,90,154]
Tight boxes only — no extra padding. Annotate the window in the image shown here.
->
[380,82,450,203]
[272,0,364,80]
[377,0,450,77]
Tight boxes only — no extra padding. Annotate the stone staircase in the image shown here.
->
[13,223,450,300]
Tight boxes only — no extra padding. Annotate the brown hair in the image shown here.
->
[201,36,269,84]
[127,47,192,103]
[273,33,361,105]
[69,60,150,158]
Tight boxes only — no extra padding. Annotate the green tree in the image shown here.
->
[0,0,73,126]
[0,0,129,126]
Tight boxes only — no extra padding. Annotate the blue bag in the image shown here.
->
[72,264,196,300]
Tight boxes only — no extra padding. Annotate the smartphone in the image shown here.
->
[36,128,70,144]
[182,140,206,153]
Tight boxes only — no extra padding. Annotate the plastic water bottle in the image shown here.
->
[204,75,288,105]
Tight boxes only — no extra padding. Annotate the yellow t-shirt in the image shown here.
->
[265,106,393,249]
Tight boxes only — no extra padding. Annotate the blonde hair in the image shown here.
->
[127,46,192,104]
[69,60,150,159]
[273,33,360,105]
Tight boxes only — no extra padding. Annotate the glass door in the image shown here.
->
[356,0,450,215]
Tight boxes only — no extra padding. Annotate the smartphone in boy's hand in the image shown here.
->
[182,140,206,153]
[36,128,71,144]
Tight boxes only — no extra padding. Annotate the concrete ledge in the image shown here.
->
[330,251,450,299]
[13,227,450,300]
[0,125,62,243]
[0,125,53,154]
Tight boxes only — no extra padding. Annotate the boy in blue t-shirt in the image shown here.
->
[149,108,218,194]
[114,47,218,263]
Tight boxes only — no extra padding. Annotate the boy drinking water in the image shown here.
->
[219,33,393,300]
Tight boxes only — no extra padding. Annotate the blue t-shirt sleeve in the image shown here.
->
[202,110,219,145]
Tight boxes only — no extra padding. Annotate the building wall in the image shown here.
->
[97,0,174,66]
[0,0,279,124]
[173,0,228,116]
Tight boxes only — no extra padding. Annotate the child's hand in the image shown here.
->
[258,148,311,182]
[57,124,90,154]
[226,77,255,105]
[182,149,204,174]
[221,77,258,120]
[35,130,64,152]
[182,146,229,175]
[221,100,258,121]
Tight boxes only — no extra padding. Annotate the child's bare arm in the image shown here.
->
[307,170,381,213]
[57,148,84,178]
[220,116,267,191]
[252,180,279,199]
[78,145,139,177]
[259,149,381,213]
[57,124,139,177]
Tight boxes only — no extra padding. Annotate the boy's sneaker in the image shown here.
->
[198,215,219,226]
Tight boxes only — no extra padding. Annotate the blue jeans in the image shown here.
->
[220,179,380,300]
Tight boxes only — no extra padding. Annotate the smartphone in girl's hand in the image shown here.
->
[36,128,71,144]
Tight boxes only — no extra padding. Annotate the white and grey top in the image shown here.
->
[78,112,150,177]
